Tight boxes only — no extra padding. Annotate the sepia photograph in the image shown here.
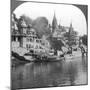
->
[11,0,88,90]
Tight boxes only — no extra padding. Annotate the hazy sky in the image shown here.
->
[13,2,87,36]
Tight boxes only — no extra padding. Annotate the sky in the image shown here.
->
[13,2,87,36]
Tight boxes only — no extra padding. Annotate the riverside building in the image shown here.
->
[11,15,50,54]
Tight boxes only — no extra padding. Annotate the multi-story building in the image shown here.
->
[11,16,50,54]
[11,14,20,48]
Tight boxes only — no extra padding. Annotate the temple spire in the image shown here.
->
[69,22,73,33]
[52,12,58,32]
[70,22,72,28]
[58,20,61,29]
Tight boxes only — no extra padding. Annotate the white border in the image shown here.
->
[18,0,88,5]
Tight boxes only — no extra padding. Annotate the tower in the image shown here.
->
[69,22,73,34]
[58,20,62,32]
[52,12,58,33]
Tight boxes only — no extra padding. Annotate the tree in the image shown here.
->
[11,13,18,33]
[48,36,64,51]
[81,35,87,46]
[12,13,18,22]
[64,26,78,46]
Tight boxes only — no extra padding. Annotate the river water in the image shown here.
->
[11,56,88,89]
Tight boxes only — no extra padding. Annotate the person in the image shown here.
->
[81,46,85,56]
[54,48,57,55]
[57,50,63,57]
[67,46,72,56]
[70,47,72,54]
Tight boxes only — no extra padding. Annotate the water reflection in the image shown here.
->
[11,56,87,89]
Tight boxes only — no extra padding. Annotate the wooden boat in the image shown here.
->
[24,52,36,62]
[12,51,31,63]
[34,53,65,62]
[19,51,65,62]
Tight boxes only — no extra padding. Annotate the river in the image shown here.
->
[11,56,88,89]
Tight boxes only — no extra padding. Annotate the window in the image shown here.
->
[36,40,39,43]
[26,44,28,48]
[29,45,31,48]
[23,28,26,34]
[39,40,42,43]
[39,46,43,49]
[30,38,33,42]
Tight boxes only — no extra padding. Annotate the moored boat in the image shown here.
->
[33,53,65,62]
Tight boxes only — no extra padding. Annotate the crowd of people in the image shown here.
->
[55,45,87,59]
